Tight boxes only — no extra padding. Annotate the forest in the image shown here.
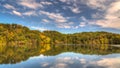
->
[43,30,120,44]
[0,23,120,50]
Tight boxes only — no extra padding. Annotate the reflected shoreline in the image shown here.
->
[0,44,120,64]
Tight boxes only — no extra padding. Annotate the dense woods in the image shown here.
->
[0,23,120,47]
[43,31,120,44]
[0,23,51,53]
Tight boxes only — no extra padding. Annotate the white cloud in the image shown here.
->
[57,16,87,29]
[70,7,81,13]
[89,0,120,30]
[54,63,68,68]
[105,1,120,20]
[72,22,86,29]
[18,0,43,9]
[12,10,37,16]
[59,0,71,4]
[42,19,49,23]
[79,22,86,27]
[95,19,120,29]
[30,54,45,59]
[40,1,52,5]
[96,58,120,68]
[57,24,71,29]
[107,1,120,15]
[3,4,16,10]
[59,0,67,2]
[41,62,50,67]
[81,0,107,10]
[22,11,37,16]
[57,22,74,29]
[92,12,103,19]
[80,16,88,22]
[39,11,78,29]
[60,0,81,14]
[12,10,22,16]
[73,16,87,28]
[59,0,76,5]
[79,59,86,64]
[40,11,67,23]
[31,26,47,31]
[18,0,52,9]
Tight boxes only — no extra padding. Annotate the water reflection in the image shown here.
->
[0,44,120,68]
[0,52,120,68]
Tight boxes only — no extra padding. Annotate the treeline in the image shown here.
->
[0,23,120,47]
[44,44,120,56]
[43,31,120,44]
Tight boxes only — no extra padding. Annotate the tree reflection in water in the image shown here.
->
[0,44,120,64]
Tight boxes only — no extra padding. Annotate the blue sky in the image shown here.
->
[0,0,120,33]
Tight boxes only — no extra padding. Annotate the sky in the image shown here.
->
[0,0,120,33]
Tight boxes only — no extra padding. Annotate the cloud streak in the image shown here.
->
[31,26,48,31]
[18,0,43,9]
[40,11,67,23]
[3,4,16,10]
[12,10,22,16]
[18,0,52,9]
[22,11,37,16]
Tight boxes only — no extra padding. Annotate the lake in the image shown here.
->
[0,44,120,68]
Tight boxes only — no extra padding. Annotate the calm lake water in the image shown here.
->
[0,44,120,68]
